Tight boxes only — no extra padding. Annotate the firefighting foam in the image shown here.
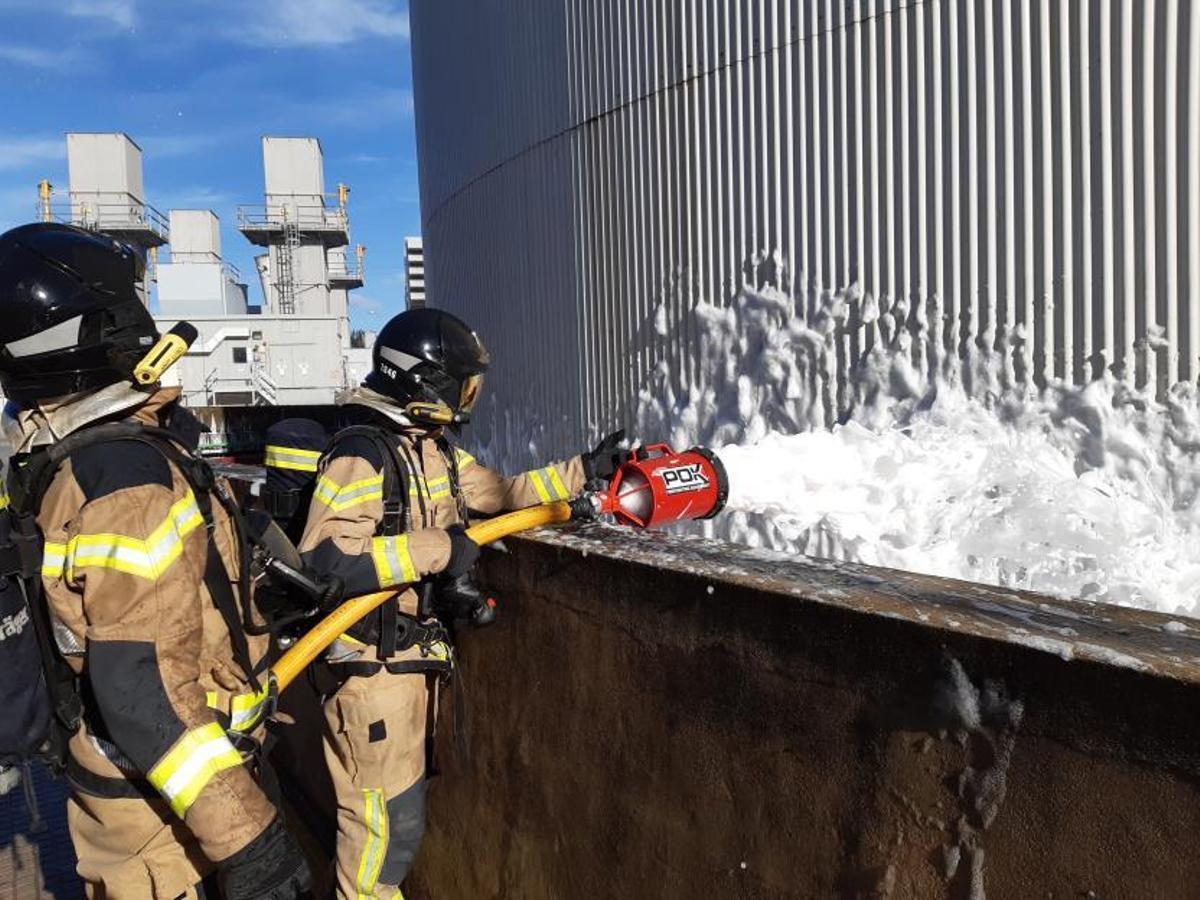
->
[635,284,1200,619]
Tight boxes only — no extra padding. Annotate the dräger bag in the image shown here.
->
[0,574,52,766]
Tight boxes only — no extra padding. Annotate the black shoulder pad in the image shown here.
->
[71,439,174,502]
[327,432,386,471]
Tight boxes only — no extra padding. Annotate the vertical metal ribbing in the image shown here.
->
[836,2,852,293]
[597,0,613,425]
[567,1,590,432]
[1188,0,1200,382]
[850,1,866,304]
[896,0,912,319]
[625,0,641,402]
[1037,0,1056,380]
[822,0,838,290]
[753,0,763,289]
[795,0,811,307]
[722,1,736,300]
[783,0,797,296]
[1162,0,1180,385]
[1000,0,1016,353]
[733,0,747,292]
[914,0,930,315]
[1078,0,1095,381]
[610,0,627,422]
[773,1,788,288]
[630,0,644,408]
[1140,0,1160,388]
[654,1,669,378]
[944,0,963,357]
[980,0,997,350]
[963,0,980,351]
[703,4,719,306]
[881,2,896,306]
[1055,0,1073,382]
[866,1,881,321]
[1119,0,1136,384]
[924,0,941,361]
[1017,0,1035,380]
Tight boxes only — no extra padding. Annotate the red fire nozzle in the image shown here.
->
[592,443,729,528]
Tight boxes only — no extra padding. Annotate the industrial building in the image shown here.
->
[35,132,377,453]
[410,0,1200,461]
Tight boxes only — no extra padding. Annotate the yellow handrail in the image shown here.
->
[270,501,574,692]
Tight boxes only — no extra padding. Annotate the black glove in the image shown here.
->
[219,817,312,900]
[582,429,632,484]
[433,571,497,627]
[444,524,481,578]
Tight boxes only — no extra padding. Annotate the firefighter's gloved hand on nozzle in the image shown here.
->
[218,817,313,900]
[438,525,494,626]
[444,524,481,577]
[582,429,631,484]
[434,570,498,628]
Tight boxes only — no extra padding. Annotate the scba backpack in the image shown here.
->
[0,420,273,771]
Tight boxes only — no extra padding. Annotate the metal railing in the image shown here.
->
[327,247,365,281]
[252,365,279,406]
[236,201,349,233]
[51,192,170,242]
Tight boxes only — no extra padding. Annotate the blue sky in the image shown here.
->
[0,0,418,330]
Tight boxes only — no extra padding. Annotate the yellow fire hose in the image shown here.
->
[269,500,574,693]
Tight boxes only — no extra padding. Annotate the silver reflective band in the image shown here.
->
[6,315,84,358]
[379,345,424,372]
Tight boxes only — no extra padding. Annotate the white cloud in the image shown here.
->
[232,0,408,47]
[66,0,135,29]
[349,293,386,316]
[304,88,413,126]
[156,185,234,211]
[139,132,232,160]
[0,137,65,172]
[0,44,79,68]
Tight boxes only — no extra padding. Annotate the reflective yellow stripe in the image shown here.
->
[0,487,9,511]
[528,469,552,503]
[371,535,418,588]
[147,723,243,818]
[230,683,272,732]
[545,467,569,500]
[264,444,321,473]
[315,473,384,512]
[204,683,270,732]
[355,788,389,898]
[454,448,476,469]
[425,475,452,500]
[42,542,66,578]
[60,490,202,582]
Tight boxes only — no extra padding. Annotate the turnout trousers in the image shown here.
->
[322,666,433,899]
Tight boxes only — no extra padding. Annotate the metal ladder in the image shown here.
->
[276,214,299,315]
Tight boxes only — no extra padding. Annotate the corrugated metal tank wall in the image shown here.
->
[411,0,1200,463]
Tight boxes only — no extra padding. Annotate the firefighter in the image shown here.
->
[298,308,627,897]
[0,223,311,899]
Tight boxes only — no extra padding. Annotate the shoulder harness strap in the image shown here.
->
[11,422,260,692]
[327,425,411,537]
[326,424,413,658]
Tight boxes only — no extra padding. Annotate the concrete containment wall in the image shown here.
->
[409,526,1200,899]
